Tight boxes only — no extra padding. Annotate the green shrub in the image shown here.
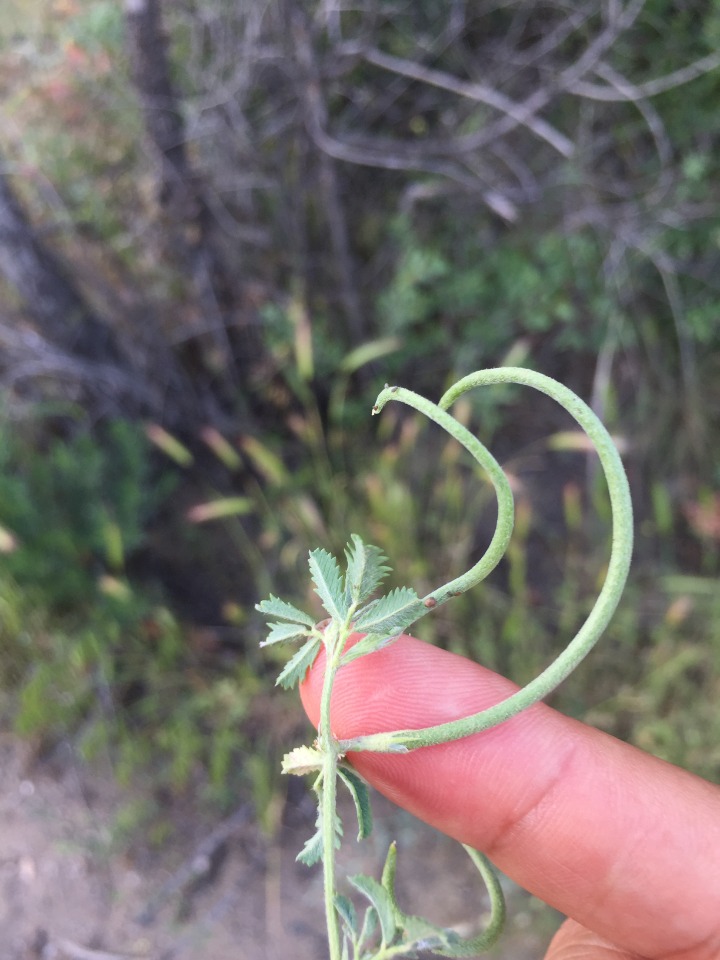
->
[0,420,273,807]
[0,420,172,608]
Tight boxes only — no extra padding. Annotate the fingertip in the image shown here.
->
[545,920,632,960]
[298,641,325,728]
[297,633,528,838]
[299,632,518,742]
[295,632,720,959]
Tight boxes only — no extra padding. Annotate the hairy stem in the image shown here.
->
[319,627,346,960]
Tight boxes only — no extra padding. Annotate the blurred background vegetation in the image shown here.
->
[0,0,719,846]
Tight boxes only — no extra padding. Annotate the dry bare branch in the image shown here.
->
[291,6,368,340]
[363,47,575,157]
[575,49,720,101]
[477,0,647,147]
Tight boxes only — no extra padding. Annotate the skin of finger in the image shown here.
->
[299,635,720,960]
[545,919,643,960]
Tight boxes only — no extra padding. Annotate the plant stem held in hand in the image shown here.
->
[257,367,633,959]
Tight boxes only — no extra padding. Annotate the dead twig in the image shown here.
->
[134,804,251,926]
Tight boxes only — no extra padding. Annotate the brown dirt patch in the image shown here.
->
[0,734,557,959]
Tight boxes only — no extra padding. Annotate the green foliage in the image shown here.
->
[0,420,269,810]
[378,217,615,376]
[587,578,720,785]
[0,562,269,806]
[0,420,172,608]
[337,765,373,841]
[352,587,423,635]
[256,594,316,627]
[65,0,124,54]
[257,528,510,959]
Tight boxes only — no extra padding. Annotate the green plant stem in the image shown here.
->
[344,368,633,753]
[319,625,347,960]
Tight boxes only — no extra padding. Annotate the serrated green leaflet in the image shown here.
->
[261,621,311,646]
[337,765,373,840]
[343,534,390,607]
[276,635,322,689]
[297,827,324,866]
[298,801,343,867]
[341,586,426,666]
[255,594,315,626]
[340,629,404,666]
[353,586,423,635]
[309,547,348,621]
[347,874,396,946]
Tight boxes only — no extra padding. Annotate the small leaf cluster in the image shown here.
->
[307,534,425,645]
[256,591,321,690]
[336,843,462,960]
[256,534,426,690]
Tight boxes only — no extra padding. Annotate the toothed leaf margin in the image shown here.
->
[276,636,322,689]
[309,547,348,621]
[260,621,311,647]
[343,534,391,607]
[255,594,315,626]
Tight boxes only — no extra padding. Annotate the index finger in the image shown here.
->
[299,635,720,960]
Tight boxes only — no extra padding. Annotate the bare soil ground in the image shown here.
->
[0,734,558,960]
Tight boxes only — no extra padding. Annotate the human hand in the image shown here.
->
[300,634,720,960]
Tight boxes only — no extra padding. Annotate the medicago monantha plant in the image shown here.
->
[257,367,633,960]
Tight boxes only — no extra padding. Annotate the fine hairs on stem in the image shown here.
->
[257,367,633,960]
